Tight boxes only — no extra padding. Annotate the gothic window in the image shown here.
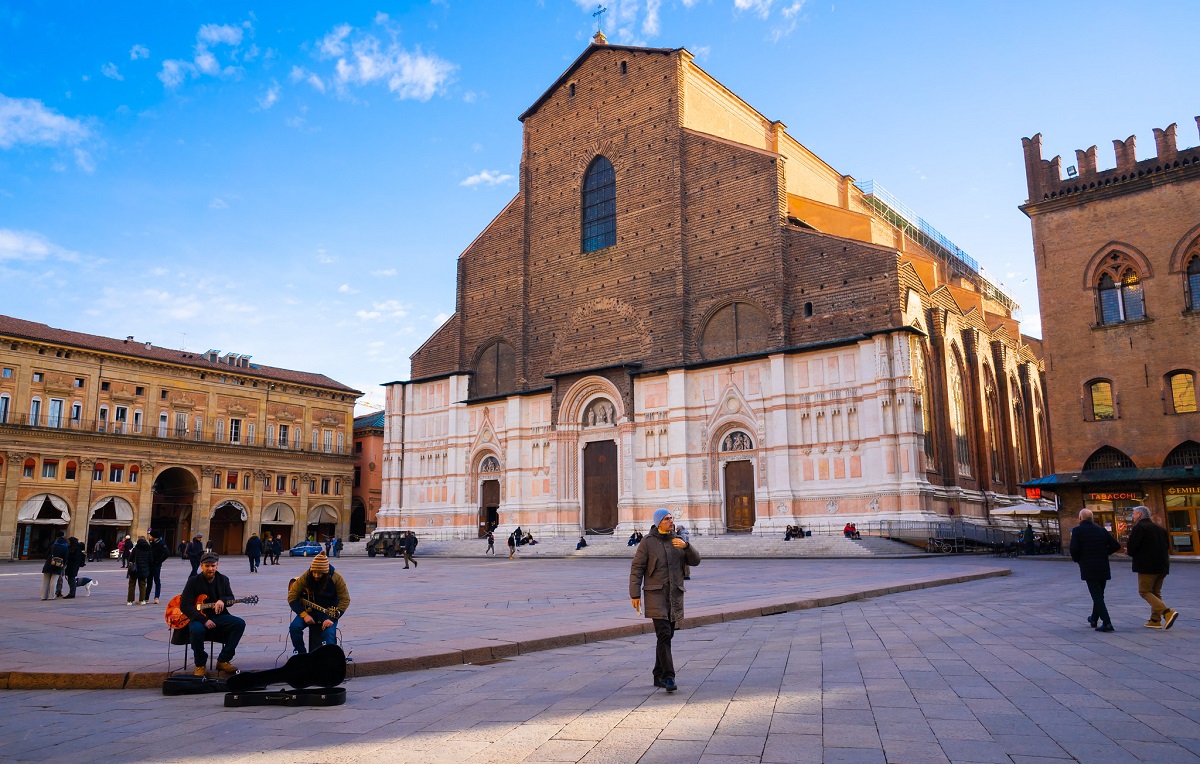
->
[1097,268,1145,325]
[1087,380,1116,421]
[1189,257,1200,311]
[1164,441,1200,468]
[1012,398,1028,483]
[699,301,770,360]
[581,156,616,252]
[914,347,937,468]
[985,388,1003,484]
[721,431,754,451]
[947,353,972,477]
[1083,446,1135,471]
[1168,371,1197,414]
[472,340,516,399]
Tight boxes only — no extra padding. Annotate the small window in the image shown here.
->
[278,424,289,448]
[1188,256,1200,312]
[355,441,363,454]
[33,372,43,382]
[161,390,168,399]
[229,418,241,444]
[276,475,286,492]
[292,477,299,492]
[93,463,104,481]
[71,402,82,422]
[226,471,237,490]
[65,462,77,481]
[1088,381,1116,421]
[212,471,221,489]
[354,466,362,487]
[334,480,341,495]
[42,460,58,479]
[243,473,251,491]
[321,478,331,495]
[101,380,110,391]
[129,466,138,484]
[568,82,576,97]
[23,461,34,478]
[804,302,813,318]
[1169,372,1197,414]
[620,60,627,75]
[109,465,123,483]
[1097,269,1146,325]
[74,378,84,388]
[135,386,144,396]
[1,368,11,378]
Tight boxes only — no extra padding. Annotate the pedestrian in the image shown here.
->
[324,538,332,557]
[246,532,263,573]
[507,532,516,559]
[403,531,418,569]
[127,535,152,605]
[1024,523,1037,555]
[41,531,69,600]
[117,535,128,568]
[272,535,283,564]
[186,534,204,577]
[147,529,169,604]
[1069,508,1121,632]
[91,537,105,562]
[1126,506,1178,630]
[62,536,86,598]
[630,508,701,693]
[178,540,187,560]
[485,531,495,555]
[333,537,343,558]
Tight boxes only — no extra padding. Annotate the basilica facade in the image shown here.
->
[379,36,1049,539]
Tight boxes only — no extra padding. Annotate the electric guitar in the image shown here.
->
[299,597,342,620]
[165,593,260,630]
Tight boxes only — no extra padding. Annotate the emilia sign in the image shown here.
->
[1167,486,1200,495]
[1086,492,1143,501]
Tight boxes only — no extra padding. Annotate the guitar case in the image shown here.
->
[224,644,347,706]
[162,674,228,696]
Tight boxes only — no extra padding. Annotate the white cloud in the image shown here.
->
[735,0,774,18]
[315,248,335,264]
[290,66,326,93]
[356,299,409,321]
[371,268,397,277]
[0,94,90,149]
[158,59,194,88]
[643,0,661,36]
[197,23,244,47]
[257,80,280,110]
[101,62,124,81]
[209,197,228,209]
[317,22,456,101]
[160,21,252,89]
[338,283,356,294]
[73,148,95,173]
[0,229,81,262]
[460,169,513,187]
[130,44,150,60]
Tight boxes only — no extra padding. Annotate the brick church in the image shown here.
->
[378,35,1050,538]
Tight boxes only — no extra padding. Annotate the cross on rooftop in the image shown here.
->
[593,4,607,32]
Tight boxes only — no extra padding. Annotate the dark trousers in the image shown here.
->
[404,549,417,568]
[652,618,676,681]
[289,615,338,653]
[248,554,260,572]
[189,559,200,577]
[1086,579,1111,625]
[189,613,246,666]
[148,566,162,599]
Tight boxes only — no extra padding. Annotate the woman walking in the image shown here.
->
[41,531,68,601]
[127,536,152,605]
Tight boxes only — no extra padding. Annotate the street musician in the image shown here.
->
[287,552,350,654]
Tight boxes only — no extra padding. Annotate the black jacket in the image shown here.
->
[180,570,236,623]
[1070,520,1121,581]
[1126,518,1170,575]
[185,540,203,562]
[128,539,152,579]
[42,538,69,574]
[149,538,170,571]
[245,535,263,557]
[64,541,86,578]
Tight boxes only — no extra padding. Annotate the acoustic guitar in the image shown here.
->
[225,643,347,692]
[164,593,260,630]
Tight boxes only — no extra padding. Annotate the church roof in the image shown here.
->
[518,42,679,123]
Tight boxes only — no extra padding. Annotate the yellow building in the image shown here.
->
[0,315,359,560]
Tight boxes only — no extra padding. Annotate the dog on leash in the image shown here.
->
[74,577,98,596]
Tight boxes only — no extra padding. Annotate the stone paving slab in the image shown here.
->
[3,560,1199,762]
[0,555,1007,689]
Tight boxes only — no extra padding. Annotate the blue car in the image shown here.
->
[289,541,324,557]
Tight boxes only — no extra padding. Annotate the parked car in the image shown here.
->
[289,541,324,557]
[366,530,404,558]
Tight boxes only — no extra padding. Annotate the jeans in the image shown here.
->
[1086,579,1111,625]
[1137,573,1168,620]
[189,613,246,666]
[189,559,200,577]
[652,618,676,682]
[148,566,162,599]
[289,614,338,653]
[249,554,260,572]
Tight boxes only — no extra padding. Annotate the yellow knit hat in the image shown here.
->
[310,551,330,573]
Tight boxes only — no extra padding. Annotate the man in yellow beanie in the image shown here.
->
[287,551,350,654]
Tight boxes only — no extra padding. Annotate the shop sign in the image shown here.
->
[1024,487,1041,500]
[1086,492,1143,501]
[1166,486,1200,495]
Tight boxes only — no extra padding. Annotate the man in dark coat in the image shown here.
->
[180,552,245,676]
[630,508,701,693]
[126,536,152,605]
[1126,506,1177,629]
[245,532,263,573]
[1069,508,1121,632]
[147,530,170,604]
[62,537,86,598]
[185,534,204,577]
[402,531,418,569]
[41,531,69,601]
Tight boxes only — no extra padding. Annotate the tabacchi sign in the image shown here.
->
[1086,492,1142,501]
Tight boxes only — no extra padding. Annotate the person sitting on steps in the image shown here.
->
[287,552,350,654]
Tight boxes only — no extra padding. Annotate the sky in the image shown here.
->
[2,1,1197,413]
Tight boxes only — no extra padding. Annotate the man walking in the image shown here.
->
[1070,508,1121,632]
[402,531,418,569]
[630,508,701,693]
[147,529,170,604]
[185,534,204,577]
[1126,506,1178,630]
[485,531,495,555]
[245,532,262,573]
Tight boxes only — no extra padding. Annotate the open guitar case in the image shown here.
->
[223,643,348,707]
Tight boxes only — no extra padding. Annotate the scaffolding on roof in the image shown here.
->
[854,180,1021,317]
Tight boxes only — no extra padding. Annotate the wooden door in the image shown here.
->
[725,460,756,532]
[480,480,500,537]
[583,440,618,533]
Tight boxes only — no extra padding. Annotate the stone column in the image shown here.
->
[2,452,27,560]
[295,473,312,543]
[250,469,267,535]
[340,474,353,540]
[132,462,155,536]
[194,466,215,544]
[71,458,97,542]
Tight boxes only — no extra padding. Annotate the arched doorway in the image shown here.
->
[16,494,71,560]
[724,460,756,532]
[583,440,618,534]
[210,501,247,555]
[307,504,338,543]
[350,498,367,539]
[477,454,501,538]
[86,497,133,555]
[151,467,197,551]
[260,501,295,549]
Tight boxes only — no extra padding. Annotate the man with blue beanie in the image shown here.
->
[630,507,701,692]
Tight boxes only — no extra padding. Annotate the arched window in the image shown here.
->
[1188,257,1200,312]
[699,301,770,360]
[581,156,616,252]
[1012,398,1028,483]
[1168,371,1197,414]
[472,340,516,399]
[985,388,1003,484]
[1087,380,1116,421]
[1164,441,1200,468]
[947,353,972,477]
[1097,269,1145,325]
[914,346,937,469]
[1083,446,1135,471]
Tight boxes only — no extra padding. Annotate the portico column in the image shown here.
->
[71,458,96,542]
[133,462,155,536]
[194,466,215,544]
[1,452,26,561]
[295,473,312,543]
[250,469,267,534]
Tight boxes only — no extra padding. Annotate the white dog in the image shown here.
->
[74,577,98,596]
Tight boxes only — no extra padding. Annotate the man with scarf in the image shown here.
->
[287,551,351,654]
[629,508,701,693]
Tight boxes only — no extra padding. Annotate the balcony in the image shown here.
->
[0,412,350,456]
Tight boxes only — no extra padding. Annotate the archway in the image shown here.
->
[151,467,197,551]
[479,480,500,537]
[350,498,367,539]
[307,504,338,544]
[583,440,618,533]
[210,501,247,556]
[86,497,133,555]
[16,494,71,560]
[260,501,295,549]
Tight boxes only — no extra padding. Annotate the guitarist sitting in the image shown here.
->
[287,552,350,654]
[181,552,246,676]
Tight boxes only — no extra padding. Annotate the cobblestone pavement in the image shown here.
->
[4,558,1200,763]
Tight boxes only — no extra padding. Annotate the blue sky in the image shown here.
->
[2,1,1197,411]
